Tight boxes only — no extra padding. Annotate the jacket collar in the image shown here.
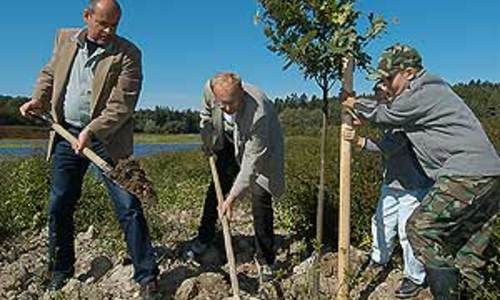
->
[409,69,427,90]
[71,27,117,54]
[235,91,251,120]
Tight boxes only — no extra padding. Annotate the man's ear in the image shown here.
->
[404,67,417,80]
[83,9,92,24]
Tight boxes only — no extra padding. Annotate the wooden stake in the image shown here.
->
[209,156,241,300]
[337,57,354,300]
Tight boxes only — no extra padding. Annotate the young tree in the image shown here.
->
[256,0,386,297]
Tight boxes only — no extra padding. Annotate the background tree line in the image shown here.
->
[0,79,498,134]
[276,79,499,135]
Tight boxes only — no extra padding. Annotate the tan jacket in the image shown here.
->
[32,28,142,163]
[200,81,285,199]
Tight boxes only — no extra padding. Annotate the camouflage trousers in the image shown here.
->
[406,175,499,288]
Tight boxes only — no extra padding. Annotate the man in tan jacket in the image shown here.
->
[20,1,160,298]
[188,72,285,283]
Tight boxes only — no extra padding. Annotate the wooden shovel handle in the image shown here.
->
[209,156,225,207]
[26,112,113,173]
[208,156,240,299]
[51,123,113,173]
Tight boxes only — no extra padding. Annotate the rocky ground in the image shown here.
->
[0,207,433,300]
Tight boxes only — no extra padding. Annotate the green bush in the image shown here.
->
[0,156,49,238]
[1,122,497,247]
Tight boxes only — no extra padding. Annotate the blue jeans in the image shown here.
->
[370,185,429,284]
[48,127,158,284]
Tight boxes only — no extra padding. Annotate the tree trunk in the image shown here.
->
[311,86,329,298]
[316,87,329,246]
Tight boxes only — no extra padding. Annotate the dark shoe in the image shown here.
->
[364,259,387,276]
[426,267,460,300]
[366,259,386,270]
[140,279,161,300]
[184,237,210,260]
[395,278,425,299]
[47,271,72,291]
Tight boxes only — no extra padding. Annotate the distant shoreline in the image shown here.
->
[0,125,49,139]
[0,125,200,145]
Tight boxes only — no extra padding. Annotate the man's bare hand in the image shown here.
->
[342,126,366,148]
[218,196,235,220]
[344,108,364,126]
[342,126,357,142]
[342,96,356,110]
[72,129,92,155]
[19,99,43,117]
[202,144,214,157]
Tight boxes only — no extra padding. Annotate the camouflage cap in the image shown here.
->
[368,44,423,81]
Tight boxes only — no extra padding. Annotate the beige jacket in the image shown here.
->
[200,81,285,199]
[32,28,142,163]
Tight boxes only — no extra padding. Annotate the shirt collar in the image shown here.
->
[71,27,116,53]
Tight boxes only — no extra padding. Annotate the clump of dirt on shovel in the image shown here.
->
[109,157,158,206]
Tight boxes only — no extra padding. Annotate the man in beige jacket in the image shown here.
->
[20,1,160,298]
[188,72,285,283]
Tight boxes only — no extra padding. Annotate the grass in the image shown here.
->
[0,132,199,146]
[0,139,46,148]
[1,122,498,241]
[134,133,200,144]
[0,125,48,139]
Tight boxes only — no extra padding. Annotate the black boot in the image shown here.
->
[426,267,460,300]
[140,278,162,300]
[47,271,73,291]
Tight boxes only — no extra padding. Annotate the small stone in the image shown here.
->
[88,256,113,281]
[293,255,315,275]
[175,272,231,300]
[85,276,95,284]
[6,290,16,299]
[78,225,96,242]
[27,283,39,295]
[175,278,199,300]
[16,291,34,300]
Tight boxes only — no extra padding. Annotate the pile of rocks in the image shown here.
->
[0,207,432,299]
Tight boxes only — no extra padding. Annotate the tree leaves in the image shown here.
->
[257,0,387,93]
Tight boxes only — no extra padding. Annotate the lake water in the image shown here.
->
[0,141,200,158]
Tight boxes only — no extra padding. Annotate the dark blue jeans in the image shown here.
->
[48,127,158,284]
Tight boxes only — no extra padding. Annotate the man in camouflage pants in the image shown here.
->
[342,44,500,299]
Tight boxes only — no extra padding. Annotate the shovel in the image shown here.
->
[29,112,157,205]
[209,155,240,299]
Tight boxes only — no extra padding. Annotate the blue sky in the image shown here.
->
[1,0,498,109]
